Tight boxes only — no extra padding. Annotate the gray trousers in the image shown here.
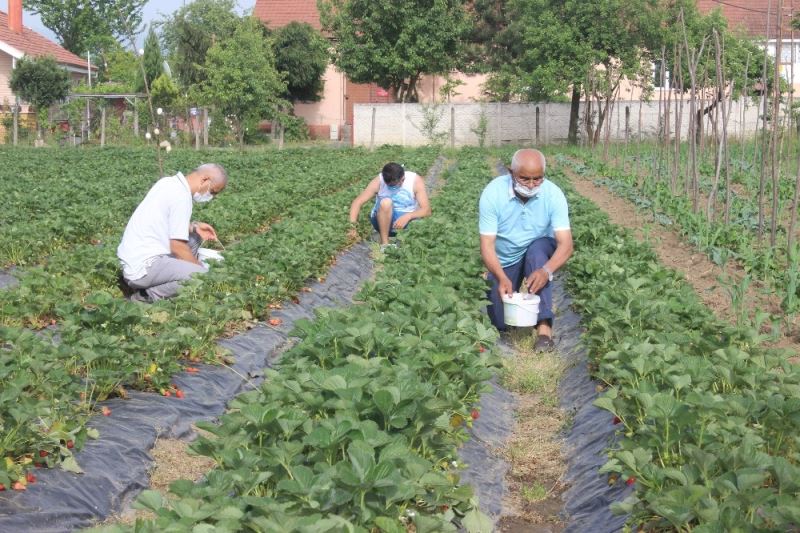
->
[126,233,207,301]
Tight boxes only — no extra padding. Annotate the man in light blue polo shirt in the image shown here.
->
[479,149,573,351]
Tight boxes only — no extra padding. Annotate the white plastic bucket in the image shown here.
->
[502,292,540,327]
[197,248,224,263]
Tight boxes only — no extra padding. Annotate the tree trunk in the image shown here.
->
[568,85,581,145]
[771,0,784,247]
[758,0,774,240]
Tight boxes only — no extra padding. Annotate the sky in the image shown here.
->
[0,0,257,46]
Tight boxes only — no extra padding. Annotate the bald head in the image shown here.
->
[194,163,228,188]
[510,149,546,176]
[187,163,229,196]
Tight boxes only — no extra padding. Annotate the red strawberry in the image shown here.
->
[478,346,486,353]
[471,409,480,420]
[612,416,621,425]
[39,450,48,458]
[268,318,282,326]
[12,482,25,491]
[34,462,43,468]
[626,477,636,486]
[0,483,5,491]
[66,440,74,449]
[26,472,36,484]
[162,390,171,397]
[185,367,199,374]
[175,389,185,399]
[101,406,112,416]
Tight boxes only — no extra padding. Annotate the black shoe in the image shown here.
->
[534,334,555,352]
[129,289,151,303]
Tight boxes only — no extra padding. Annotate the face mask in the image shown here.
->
[513,180,540,198]
[193,185,213,203]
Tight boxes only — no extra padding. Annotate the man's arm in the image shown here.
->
[170,239,202,265]
[527,229,573,294]
[190,221,218,241]
[349,177,380,223]
[480,233,513,297]
[394,176,432,228]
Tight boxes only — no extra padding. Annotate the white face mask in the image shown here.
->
[513,180,541,198]
[193,185,213,203]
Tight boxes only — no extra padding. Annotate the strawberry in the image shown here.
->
[0,483,5,491]
[50,319,57,326]
[471,409,480,420]
[185,367,199,374]
[175,389,185,399]
[268,318,282,326]
[12,482,25,491]
[612,416,621,425]
[162,390,171,397]
[66,440,74,449]
[626,477,636,486]
[26,472,36,484]
[478,346,486,353]
[101,406,112,416]
[39,450,48,458]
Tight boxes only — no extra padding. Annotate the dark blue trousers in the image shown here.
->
[486,237,556,331]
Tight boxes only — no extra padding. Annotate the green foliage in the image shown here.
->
[200,17,288,146]
[319,0,470,102]
[159,0,240,90]
[272,22,330,102]
[26,0,145,56]
[135,26,163,93]
[98,43,138,88]
[9,55,70,137]
[149,73,179,111]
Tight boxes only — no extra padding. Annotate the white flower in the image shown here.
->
[165,145,172,153]
[159,140,170,148]
[405,510,416,518]
[145,132,151,140]
[153,128,160,135]
[156,107,163,115]
[451,460,458,468]
[138,48,144,56]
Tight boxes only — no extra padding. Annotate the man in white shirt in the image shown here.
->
[117,163,228,301]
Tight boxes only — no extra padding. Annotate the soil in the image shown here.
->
[563,163,800,363]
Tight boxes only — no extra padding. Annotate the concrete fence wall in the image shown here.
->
[353,100,765,147]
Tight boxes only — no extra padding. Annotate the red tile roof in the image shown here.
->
[0,9,89,69]
[254,0,322,30]
[697,0,796,39]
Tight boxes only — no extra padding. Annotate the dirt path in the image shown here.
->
[564,165,800,361]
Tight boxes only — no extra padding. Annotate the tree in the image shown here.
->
[9,56,70,139]
[159,0,241,89]
[319,0,470,102]
[200,17,287,146]
[487,0,661,145]
[135,26,163,93]
[98,42,138,88]
[26,0,145,56]
[272,22,329,102]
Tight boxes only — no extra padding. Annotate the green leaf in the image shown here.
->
[60,456,83,474]
[462,509,493,533]
[347,440,375,482]
[374,516,405,533]
[133,490,164,512]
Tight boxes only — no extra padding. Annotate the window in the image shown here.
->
[652,60,671,89]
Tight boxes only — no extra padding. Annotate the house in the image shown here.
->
[0,0,93,129]
[253,0,486,141]
[697,0,800,91]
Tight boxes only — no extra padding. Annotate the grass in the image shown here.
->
[520,482,549,503]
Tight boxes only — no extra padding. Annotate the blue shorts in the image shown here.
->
[370,210,413,236]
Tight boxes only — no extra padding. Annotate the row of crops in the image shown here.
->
[546,161,800,530]
[561,148,800,317]
[0,146,438,488]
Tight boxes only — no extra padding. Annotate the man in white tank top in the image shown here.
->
[348,162,431,245]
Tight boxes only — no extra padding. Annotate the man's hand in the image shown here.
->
[393,213,413,229]
[526,269,549,294]
[497,274,513,298]
[194,222,218,241]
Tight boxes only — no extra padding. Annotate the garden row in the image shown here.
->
[0,148,437,488]
[560,150,800,315]
[93,148,500,532]
[554,166,800,529]
[0,146,435,267]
